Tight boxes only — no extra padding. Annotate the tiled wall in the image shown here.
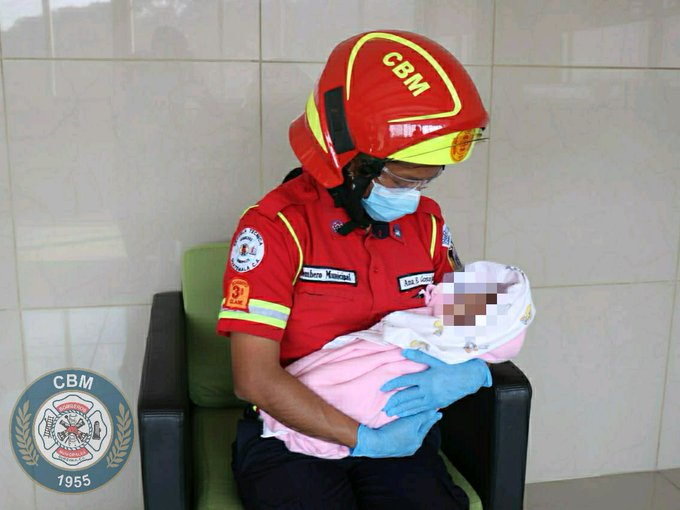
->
[0,1,678,508]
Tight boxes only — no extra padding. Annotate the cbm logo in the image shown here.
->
[11,369,133,493]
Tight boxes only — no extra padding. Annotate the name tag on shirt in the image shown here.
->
[300,266,357,285]
[398,271,435,291]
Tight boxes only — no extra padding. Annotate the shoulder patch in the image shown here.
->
[230,228,265,272]
[225,278,250,310]
[442,223,452,247]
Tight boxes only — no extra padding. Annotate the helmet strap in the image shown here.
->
[327,157,387,236]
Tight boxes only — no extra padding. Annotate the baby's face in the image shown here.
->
[442,292,497,326]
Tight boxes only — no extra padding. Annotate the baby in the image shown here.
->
[260,261,535,459]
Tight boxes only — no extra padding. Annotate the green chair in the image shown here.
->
[138,243,532,509]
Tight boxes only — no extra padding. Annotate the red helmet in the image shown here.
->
[289,30,489,188]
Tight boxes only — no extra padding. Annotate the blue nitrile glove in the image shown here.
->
[350,410,442,458]
[381,351,493,418]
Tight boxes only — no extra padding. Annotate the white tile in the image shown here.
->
[5,60,261,308]
[495,0,680,68]
[518,283,673,482]
[262,0,493,64]
[0,215,17,310]
[261,62,324,192]
[0,310,36,510]
[0,0,259,60]
[487,68,680,288]
[22,305,150,401]
[427,66,492,263]
[525,472,680,510]
[659,281,680,469]
[22,305,149,507]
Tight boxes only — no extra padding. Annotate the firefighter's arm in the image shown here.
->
[231,331,360,448]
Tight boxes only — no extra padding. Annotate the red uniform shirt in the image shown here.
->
[217,171,461,365]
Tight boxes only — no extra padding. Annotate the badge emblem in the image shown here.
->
[11,369,133,493]
[450,129,475,162]
[442,224,452,247]
[225,278,250,310]
[230,227,265,272]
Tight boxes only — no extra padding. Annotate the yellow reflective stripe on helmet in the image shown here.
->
[218,310,286,329]
[276,212,303,285]
[305,92,329,154]
[388,128,480,165]
[429,214,437,259]
[346,31,462,123]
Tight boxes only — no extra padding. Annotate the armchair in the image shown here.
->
[138,243,532,509]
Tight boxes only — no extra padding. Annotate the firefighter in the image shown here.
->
[218,30,491,509]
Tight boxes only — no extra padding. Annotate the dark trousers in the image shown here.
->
[232,418,469,510]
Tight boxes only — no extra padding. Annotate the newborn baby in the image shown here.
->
[260,261,535,459]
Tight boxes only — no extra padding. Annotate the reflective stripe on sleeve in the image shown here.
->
[277,212,304,285]
[248,299,290,322]
[219,298,290,329]
[429,214,437,259]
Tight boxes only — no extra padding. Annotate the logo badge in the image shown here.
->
[11,369,133,493]
[450,129,475,162]
[230,227,265,272]
[226,278,250,310]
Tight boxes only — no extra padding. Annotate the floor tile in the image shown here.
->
[660,468,680,490]
[525,471,680,510]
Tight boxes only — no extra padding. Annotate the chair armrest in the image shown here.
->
[440,361,532,510]
[138,291,192,510]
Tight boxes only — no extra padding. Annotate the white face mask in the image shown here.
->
[361,181,421,222]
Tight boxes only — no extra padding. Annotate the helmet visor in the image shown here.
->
[387,128,486,165]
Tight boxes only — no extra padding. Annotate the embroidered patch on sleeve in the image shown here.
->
[442,224,464,270]
[441,224,452,247]
[226,278,250,310]
[230,227,265,272]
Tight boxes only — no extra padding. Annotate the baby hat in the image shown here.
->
[383,261,535,363]
[436,261,534,349]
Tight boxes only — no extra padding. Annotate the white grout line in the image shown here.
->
[483,0,498,261]
[0,280,678,314]
[0,56,678,71]
[529,280,680,290]
[0,31,37,510]
[258,0,264,196]
[0,38,27,384]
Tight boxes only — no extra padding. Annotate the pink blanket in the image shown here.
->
[260,328,527,459]
[260,339,424,459]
